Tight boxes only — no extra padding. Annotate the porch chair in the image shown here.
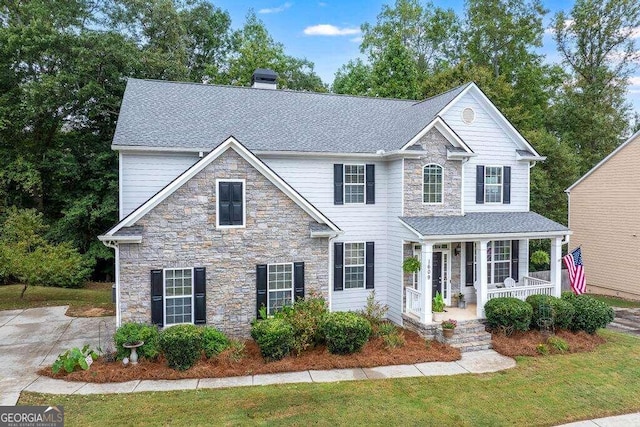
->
[504,277,516,288]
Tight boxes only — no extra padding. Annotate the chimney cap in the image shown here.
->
[252,68,278,84]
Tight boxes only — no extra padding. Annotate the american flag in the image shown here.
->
[563,247,586,295]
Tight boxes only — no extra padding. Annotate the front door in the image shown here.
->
[432,252,443,297]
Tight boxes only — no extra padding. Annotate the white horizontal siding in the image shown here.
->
[120,152,199,218]
[442,92,529,212]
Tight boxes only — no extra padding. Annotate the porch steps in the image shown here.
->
[435,320,493,352]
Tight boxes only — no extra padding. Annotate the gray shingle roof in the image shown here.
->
[113,225,143,236]
[112,79,470,153]
[400,212,568,237]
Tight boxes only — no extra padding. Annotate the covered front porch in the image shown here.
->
[400,212,570,325]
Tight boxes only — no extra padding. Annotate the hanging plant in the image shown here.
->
[402,257,421,273]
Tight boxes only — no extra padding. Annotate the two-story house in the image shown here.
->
[99,70,570,337]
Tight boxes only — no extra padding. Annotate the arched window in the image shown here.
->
[423,164,443,204]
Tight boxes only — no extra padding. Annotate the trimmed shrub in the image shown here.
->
[484,297,532,332]
[280,294,328,355]
[562,293,614,334]
[200,327,230,359]
[321,312,372,355]
[526,295,575,330]
[251,318,295,361]
[114,323,160,360]
[158,324,202,371]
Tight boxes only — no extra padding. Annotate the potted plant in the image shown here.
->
[432,291,445,322]
[402,257,421,273]
[456,292,466,309]
[441,319,457,338]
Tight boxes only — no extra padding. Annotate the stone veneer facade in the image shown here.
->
[118,149,329,337]
[403,129,462,216]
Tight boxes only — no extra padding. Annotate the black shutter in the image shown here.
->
[256,264,267,317]
[511,240,519,281]
[476,165,485,204]
[194,267,206,325]
[503,166,511,204]
[334,164,344,205]
[366,164,375,205]
[294,262,305,301]
[365,241,375,289]
[230,182,243,225]
[333,242,344,291]
[218,182,231,225]
[151,270,164,326]
[465,242,474,286]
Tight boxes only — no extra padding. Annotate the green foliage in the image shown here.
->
[485,297,533,332]
[114,323,160,361]
[279,294,328,355]
[251,317,295,361]
[530,250,550,270]
[562,293,615,334]
[359,291,389,337]
[526,294,575,330]
[158,324,203,371]
[200,327,230,359]
[52,345,98,374]
[547,336,570,353]
[321,312,372,355]
[227,339,247,363]
[402,257,421,273]
[536,343,549,356]
[433,291,445,313]
[382,330,406,349]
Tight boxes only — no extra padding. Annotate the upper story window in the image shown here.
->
[217,180,245,228]
[344,165,365,204]
[334,164,375,205]
[423,164,443,204]
[484,166,503,203]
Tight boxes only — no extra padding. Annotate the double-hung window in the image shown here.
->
[487,240,511,284]
[164,268,194,325]
[267,263,294,315]
[423,164,443,204]
[344,242,365,289]
[344,165,365,204]
[484,166,503,203]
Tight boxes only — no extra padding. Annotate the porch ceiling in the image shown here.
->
[400,212,569,240]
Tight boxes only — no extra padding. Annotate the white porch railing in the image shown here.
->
[405,287,423,317]
[486,276,554,302]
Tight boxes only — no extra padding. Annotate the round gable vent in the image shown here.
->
[462,107,475,124]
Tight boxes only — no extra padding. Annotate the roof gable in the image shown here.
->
[100,136,340,239]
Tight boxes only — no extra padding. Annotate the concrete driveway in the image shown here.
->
[0,306,115,405]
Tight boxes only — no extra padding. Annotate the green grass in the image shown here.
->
[591,294,640,309]
[0,283,114,315]
[19,331,640,426]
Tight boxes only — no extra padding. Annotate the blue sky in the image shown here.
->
[214,0,640,112]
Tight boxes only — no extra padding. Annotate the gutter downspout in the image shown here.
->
[102,240,121,327]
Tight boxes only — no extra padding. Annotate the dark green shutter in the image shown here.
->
[365,241,375,289]
[294,262,305,301]
[366,164,375,204]
[151,270,164,326]
[503,166,511,204]
[334,242,344,291]
[476,165,485,204]
[334,164,344,205]
[465,242,474,286]
[511,240,519,281]
[194,267,206,325]
[218,182,231,225]
[256,264,267,317]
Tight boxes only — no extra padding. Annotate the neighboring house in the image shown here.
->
[566,130,640,301]
[99,70,570,337]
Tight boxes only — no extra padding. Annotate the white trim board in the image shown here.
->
[400,117,474,154]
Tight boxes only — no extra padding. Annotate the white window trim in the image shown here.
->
[422,163,444,205]
[267,262,294,316]
[343,164,366,205]
[484,166,503,204]
[215,178,246,229]
[487,241,511,285]
[163,267,195,327]
[344,242,366,290]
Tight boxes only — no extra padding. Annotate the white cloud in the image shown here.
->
[629,76,640,86]
[303,24,360,36]
[258,2,292,14]
[350,36,363,43]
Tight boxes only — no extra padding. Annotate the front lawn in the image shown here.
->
[591,294,640,309]
[20,330,640,426]
[0,283,114,316]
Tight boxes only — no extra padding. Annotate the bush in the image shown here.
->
[562,293,614,334]
[359,291,389,337]
[484,297,532,332]
[321,312,371,355]
[536,343,549,355]
[251,318,295,361]
[114,323,160,360]
[280,294,328,355]
[18,243,93,288]
[52,345,98,374]
[200,327,230,359]
[158,324,203,370]
[526,295,575,330]
[547,336,569,353]
[382,331,406,349]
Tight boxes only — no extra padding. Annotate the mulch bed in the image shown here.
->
[39,329,460,383]
[491,329,606,357]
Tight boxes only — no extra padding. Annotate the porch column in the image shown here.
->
[476,240,489,318]
[550,236,563,297]
[420,242,433,324]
